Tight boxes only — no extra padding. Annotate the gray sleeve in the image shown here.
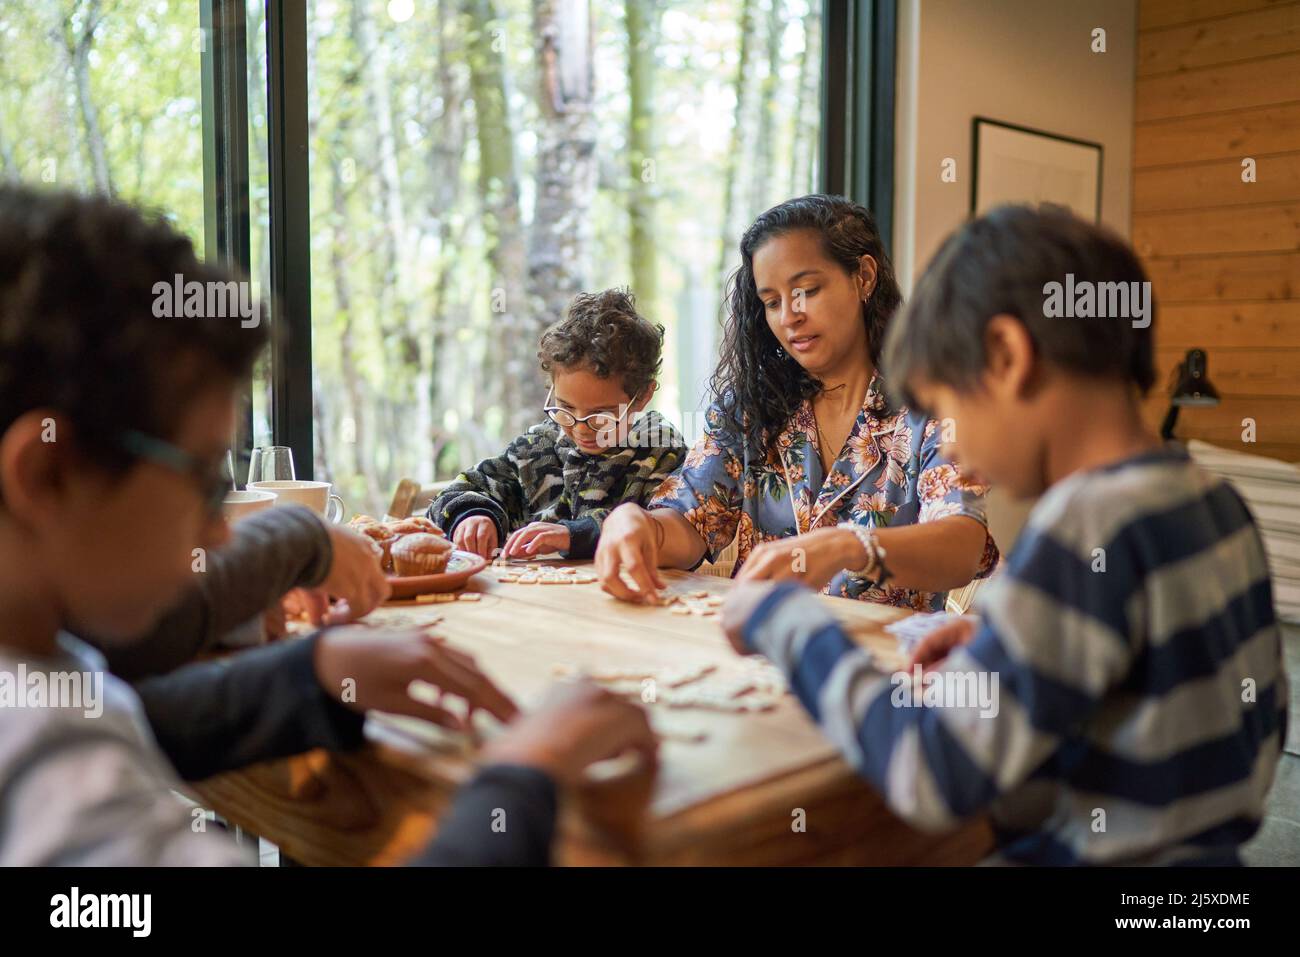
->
[96,505,334,680]
[0,731,252,866]
[412,764,557,866]
[134,633,366,781]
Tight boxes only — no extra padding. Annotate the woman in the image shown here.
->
[595,194,998,608]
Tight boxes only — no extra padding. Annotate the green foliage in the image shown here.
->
[0,1,205,252]
[0,0,819,518]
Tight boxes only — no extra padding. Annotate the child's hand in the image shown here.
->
[720,580,783,653]
[314,627,518,727]
[320,524,392,622]
[282,586,356,628]
[481,681,658,786]
[281,586,329,625]
[907,617,979,672]
[503,521,570,558]
[453,515,499,559]
[262,602,290,641]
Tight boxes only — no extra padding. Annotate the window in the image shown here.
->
[0,1,206,253]
[246,0,274,463]
[305,0,822,518]
[2,0,880,521]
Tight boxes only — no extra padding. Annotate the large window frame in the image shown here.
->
[200,0,895,484]
[822,0,896,250]
[200,0,254,478]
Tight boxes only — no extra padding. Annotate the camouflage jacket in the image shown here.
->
[428,410,688,559]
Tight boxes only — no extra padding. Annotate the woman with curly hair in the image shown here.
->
[595,194,998,610]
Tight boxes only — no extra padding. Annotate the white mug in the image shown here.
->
[249,480,345,522]
[223,489,278,524]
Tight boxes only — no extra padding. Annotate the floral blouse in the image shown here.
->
[649,377,999,611]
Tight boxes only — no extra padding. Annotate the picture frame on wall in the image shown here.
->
[971,117,1103,223]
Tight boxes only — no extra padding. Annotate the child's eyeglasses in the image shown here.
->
[543,387,640,432]
[115,430,233,518]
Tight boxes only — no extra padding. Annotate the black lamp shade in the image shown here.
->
[1170,348,1220,407]
[1161,348,1220,439]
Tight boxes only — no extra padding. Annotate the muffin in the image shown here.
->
[350,516,400,570]
[391,532,453,576]
[388,516,444,537]
[373,533,401,572]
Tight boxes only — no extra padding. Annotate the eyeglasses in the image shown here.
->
[115,429,233,518]
[543,387,640,432]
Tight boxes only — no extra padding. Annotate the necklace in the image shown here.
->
[811,408,842,485]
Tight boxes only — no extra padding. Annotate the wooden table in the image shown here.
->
[192,562,992,866]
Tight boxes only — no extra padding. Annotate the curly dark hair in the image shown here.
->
[712,194,902,451]
[537,287,664,399]
[0,185,269,487]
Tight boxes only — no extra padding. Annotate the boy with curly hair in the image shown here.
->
[0,186,656,865]
[431,288,688,560]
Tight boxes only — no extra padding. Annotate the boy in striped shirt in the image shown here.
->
[722,205,1287,865]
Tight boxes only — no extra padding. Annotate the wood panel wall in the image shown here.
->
[1134,0,1300,462]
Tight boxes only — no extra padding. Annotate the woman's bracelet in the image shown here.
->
[651,511,666,552]
[837,522,891,587]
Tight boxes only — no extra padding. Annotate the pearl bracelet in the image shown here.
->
[837,521,890,586]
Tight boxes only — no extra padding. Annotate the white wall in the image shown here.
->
[894,0,1137,289]
[892,0,1138,551]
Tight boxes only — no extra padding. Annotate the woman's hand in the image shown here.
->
[503,521,570,559]
[481,681,658,787]
[594,503,666,604]
[453,515,499,560]
[736,526,861,591]
[314,627,518,728]
[906,616,978,672]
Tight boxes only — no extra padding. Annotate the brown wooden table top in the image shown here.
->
[192,560,992,866]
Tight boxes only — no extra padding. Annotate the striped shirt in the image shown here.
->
[743,444,1287,865]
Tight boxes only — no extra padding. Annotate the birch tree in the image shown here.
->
[527,0,597,418]
[463,0,528,428]
[626,0,659,322]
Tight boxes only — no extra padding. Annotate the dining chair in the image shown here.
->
[386,478,454,520]
[696,534,739,579]
[945,567,996,615]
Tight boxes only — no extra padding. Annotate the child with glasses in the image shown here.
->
[431,289,688,561]
[0,187,656,865]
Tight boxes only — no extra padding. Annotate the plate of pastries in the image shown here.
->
[348,514,488,599]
